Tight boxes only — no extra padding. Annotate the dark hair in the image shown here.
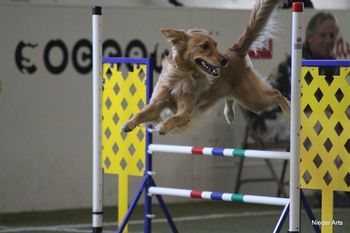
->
[303,12,340,59]
[305,12,339,41]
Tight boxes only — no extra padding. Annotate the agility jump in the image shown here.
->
[92,3,349,233]
[92,3,303,233]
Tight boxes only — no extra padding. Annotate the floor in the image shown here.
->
[1,201,350,233]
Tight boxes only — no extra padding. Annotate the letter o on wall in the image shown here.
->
[43,39,69,74]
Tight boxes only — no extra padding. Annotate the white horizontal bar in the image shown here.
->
[148,144,193,154]
[244,150,290,160]
[243,195,289,206]
[148,187,289,206]
[148,144,290,160]
[149,187,191,197]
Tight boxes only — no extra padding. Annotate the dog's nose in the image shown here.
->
[220,57,228,66]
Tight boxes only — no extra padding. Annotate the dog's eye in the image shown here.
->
[200,43,209,50]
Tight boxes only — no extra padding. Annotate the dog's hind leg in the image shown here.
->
[224,97,236,125]
[239,87,290,120]
[257,89,291,118]
[274,90,291,118]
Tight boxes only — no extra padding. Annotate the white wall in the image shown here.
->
[0,4,349,213]
[2,0,350,9]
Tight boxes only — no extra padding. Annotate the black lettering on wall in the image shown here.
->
[125,39,147,70]
[103,39,122,58]
[15,41,38,74]
[72,39,92,74]
[14,38,168,75]
[43,39,68,75]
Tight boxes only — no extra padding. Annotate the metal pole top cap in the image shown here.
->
[292,2,304,12]
[93,6,102,15]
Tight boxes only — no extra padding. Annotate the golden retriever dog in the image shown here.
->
[122,0,290,135]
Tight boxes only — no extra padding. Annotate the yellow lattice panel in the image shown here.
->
[300,65,350,233]
[300,66,350,191]
[102,63,147,176]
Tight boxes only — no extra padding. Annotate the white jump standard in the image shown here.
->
[289,2,303,233]
[92,6,103,233]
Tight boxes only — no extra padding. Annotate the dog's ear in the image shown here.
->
[160,29,186,44]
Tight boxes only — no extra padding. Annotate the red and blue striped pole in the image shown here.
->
[148,144,290,160]
[148,187,289,206]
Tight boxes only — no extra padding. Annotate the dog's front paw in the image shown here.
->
[121,121,136,133]
[121,125,132,133]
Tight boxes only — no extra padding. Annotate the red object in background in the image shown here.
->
[248,38,272,59]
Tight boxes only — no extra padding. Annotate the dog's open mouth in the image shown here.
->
[195,58,221,77]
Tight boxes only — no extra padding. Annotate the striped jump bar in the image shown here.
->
[148,144,290,160]
[148,187,289,206]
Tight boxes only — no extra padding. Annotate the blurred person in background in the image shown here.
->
[249,11,340,143]
[248,11,350,207]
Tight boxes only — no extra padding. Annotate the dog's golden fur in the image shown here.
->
[122,0,290,135]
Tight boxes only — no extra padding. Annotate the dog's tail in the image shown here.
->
[231,0,281,57]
